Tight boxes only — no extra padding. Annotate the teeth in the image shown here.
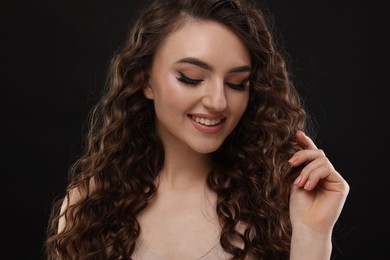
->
[192,116,222,126]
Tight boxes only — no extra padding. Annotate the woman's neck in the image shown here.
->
[158,142,212,191]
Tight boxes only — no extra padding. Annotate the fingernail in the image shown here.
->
[294,176,302,185]
[304,180,311,190]
[289,156,297,163]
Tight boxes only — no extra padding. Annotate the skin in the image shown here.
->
[289,130,349,260]
[139,20,251,259]
[59,20,349,260]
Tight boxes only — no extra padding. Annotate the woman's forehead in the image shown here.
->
[153,20,251,72]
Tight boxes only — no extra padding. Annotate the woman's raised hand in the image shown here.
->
[288,130,350,237]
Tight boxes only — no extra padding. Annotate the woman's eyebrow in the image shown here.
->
[175,57,251,73]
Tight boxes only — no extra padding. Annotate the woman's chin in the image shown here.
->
[191,142,223,154]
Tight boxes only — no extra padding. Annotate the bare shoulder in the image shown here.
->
[58,178,96,233]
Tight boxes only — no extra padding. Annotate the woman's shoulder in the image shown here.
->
[58,178,96,233]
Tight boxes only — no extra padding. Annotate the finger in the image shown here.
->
[296,130,318,150]
[295,159,347,192]
[294,156,329,188]
[289,149,326,167]
[300,164,335,190]
[301,166,327,190]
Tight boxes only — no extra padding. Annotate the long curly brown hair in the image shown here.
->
[45,0,308,259]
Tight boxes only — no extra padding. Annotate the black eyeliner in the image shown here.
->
[176,72,203,85]
[226,80,249,91]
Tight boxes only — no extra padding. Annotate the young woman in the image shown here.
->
[45,0,349,259]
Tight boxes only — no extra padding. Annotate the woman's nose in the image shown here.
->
[201,81,227,112]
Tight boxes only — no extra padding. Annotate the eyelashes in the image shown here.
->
[176,72,248,91]
[225,82,248,91]
[177,72,203,85]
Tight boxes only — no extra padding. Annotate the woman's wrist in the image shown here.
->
[290,224,333,260]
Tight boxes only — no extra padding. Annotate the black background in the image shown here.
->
[1,0,388,259]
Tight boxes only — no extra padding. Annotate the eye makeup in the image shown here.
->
[176,72,203,86]
[176,72,249,91]
[226,80,249,91]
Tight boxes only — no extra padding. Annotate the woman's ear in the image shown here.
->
[143,84,154,100]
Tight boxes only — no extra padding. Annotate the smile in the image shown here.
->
[190,115,224,126]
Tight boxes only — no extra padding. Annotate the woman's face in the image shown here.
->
[145,20,251,154]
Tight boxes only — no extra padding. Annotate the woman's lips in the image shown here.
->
[188,114,226,134]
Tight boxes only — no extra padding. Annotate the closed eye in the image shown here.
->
[177,72,203,86]
[226,80,249,91]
